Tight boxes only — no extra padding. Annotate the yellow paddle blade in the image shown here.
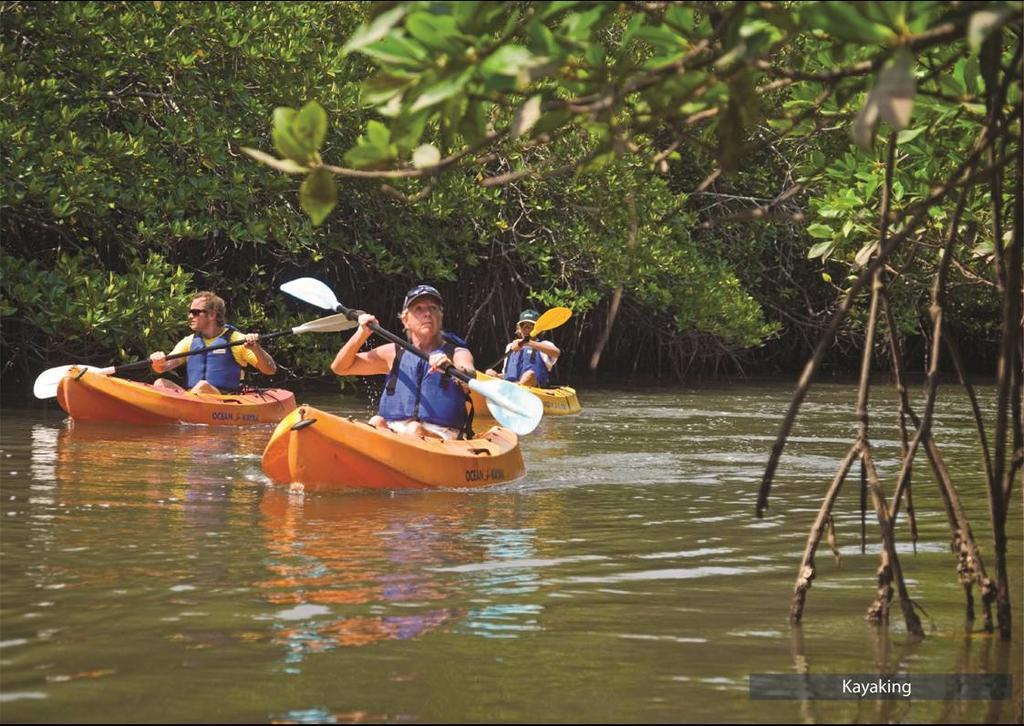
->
[532,306,572,336]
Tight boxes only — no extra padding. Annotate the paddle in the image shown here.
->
[32,313,358,400]
[485,306,572,373]
[280,277,543,435]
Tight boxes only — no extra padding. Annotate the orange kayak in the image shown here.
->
[56,367,296,425]
[261,405,526,491]
[470,372,581,418]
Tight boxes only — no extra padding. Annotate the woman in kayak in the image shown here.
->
[486,309,560,387]
[149,291,277,394]
[331,284,474,440]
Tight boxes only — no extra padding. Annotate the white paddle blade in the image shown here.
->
[291,313,358,335]
[468,377,543,435]
[32,365,106,399]
[280,277,340,311]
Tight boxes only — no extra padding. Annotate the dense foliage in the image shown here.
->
[2,1,1019,391]
[3,0,817,389]
[251,0,1018,373]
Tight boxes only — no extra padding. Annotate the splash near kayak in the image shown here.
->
[56,367,296,426]
[261,405,526,492]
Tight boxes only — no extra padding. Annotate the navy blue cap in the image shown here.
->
[403,284,443,310]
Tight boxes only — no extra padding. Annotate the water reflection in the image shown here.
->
[257,490,555,665]
[28,420,268,590]
[787,624,1020,723]
[258,491,468,663]
[39,420,267,503]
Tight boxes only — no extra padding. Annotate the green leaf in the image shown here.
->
[480,45,540,78]
[528,21,562,57]
[344,120,398,168]
[560,5,607,42]
[362,74,413,107]
[664,5,695,31]
[460,100,492,144]
[410,67,474,112]
[406,11,464,51]
[972,238,995,257]
[343,143,388,168]
[634,24,687,54]
[299,168,337,226]
[367,120,391,149]
[292,101,328,153]
[896,127,925,144]
[807,223,834,239]
[342,5,409,55]
[392,110,431,152]
[360,35,430,68]
[540,1,581,20]
[864,174,880,200]
[808,239,836,259]
[271,107,311,164]
[963,56,981,96]
[802,2,898,44]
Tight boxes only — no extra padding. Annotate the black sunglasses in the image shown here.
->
[188,308,208,316]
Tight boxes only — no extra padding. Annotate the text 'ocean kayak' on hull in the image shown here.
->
[261,405,526,492]
[56,367,296,426]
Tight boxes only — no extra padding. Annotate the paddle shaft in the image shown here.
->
[334,304,474,385]
[116,329,292,374]
[486,333,540,373]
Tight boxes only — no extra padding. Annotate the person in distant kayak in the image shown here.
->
[486,309,560,387]
[149,291,277,395]
[331,284,474,440]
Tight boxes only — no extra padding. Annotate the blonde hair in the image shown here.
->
[193,291,226,326]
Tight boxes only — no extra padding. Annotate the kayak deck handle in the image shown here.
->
[291,417,317,431]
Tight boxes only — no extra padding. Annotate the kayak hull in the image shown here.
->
[56,368,296,426]
[471,372,581,418]
[261,405,526,491]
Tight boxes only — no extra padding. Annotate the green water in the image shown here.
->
[1,382,1020,723]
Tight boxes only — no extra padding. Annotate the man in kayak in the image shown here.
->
[486,309,560,387]
[149,291,277,394]
[331,284,474,440]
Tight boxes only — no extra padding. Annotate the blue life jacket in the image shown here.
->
[186,325,244,392]
[505,343,550,387]
[378,333,468,429]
